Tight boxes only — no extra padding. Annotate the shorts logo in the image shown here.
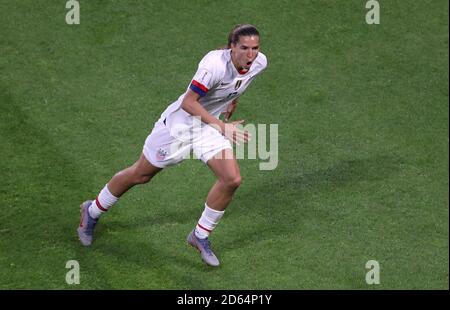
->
[156,147,168,160]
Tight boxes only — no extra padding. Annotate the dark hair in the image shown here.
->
[227,24,260,48]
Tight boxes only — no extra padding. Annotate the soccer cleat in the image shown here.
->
[77,200,98,246]
[187,230,220,267]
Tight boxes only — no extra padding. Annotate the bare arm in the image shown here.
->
[222,98,238,122]
[181,89,226,133]
[181,90,249,145]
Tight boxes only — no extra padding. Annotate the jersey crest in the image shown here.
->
[234,80,242,90]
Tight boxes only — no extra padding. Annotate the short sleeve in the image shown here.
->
[188,51,224,97]
[189,68,214,97]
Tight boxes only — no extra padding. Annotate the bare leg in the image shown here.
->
[107,153,163,197]
[206,149,241,211]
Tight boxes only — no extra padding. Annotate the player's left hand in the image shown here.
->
[223,100,237,122]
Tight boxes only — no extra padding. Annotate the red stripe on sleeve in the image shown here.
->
[191,80,209,93]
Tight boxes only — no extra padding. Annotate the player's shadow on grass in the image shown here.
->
[219,154,404,250]
[247,154,403,205]
[286,154,404,190]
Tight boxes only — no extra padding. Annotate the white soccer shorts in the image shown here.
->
[143,121,232,168]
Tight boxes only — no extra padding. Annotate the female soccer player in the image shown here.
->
[78,24,267,267]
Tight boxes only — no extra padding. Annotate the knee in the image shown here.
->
[222,174,242,190]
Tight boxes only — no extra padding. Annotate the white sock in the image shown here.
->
[194,203,225,239]
[88,184,118,219]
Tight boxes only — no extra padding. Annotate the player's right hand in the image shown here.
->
[223,100,237,122]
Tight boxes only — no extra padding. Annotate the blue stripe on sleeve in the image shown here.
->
[189,83,207,97]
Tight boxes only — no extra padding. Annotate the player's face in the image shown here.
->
[231,35,260,71]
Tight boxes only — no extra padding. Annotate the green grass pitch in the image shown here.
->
[0,0,448,289]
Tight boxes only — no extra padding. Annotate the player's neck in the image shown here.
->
[237,67,248,74]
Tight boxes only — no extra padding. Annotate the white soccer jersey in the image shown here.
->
[159,49,268,128]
